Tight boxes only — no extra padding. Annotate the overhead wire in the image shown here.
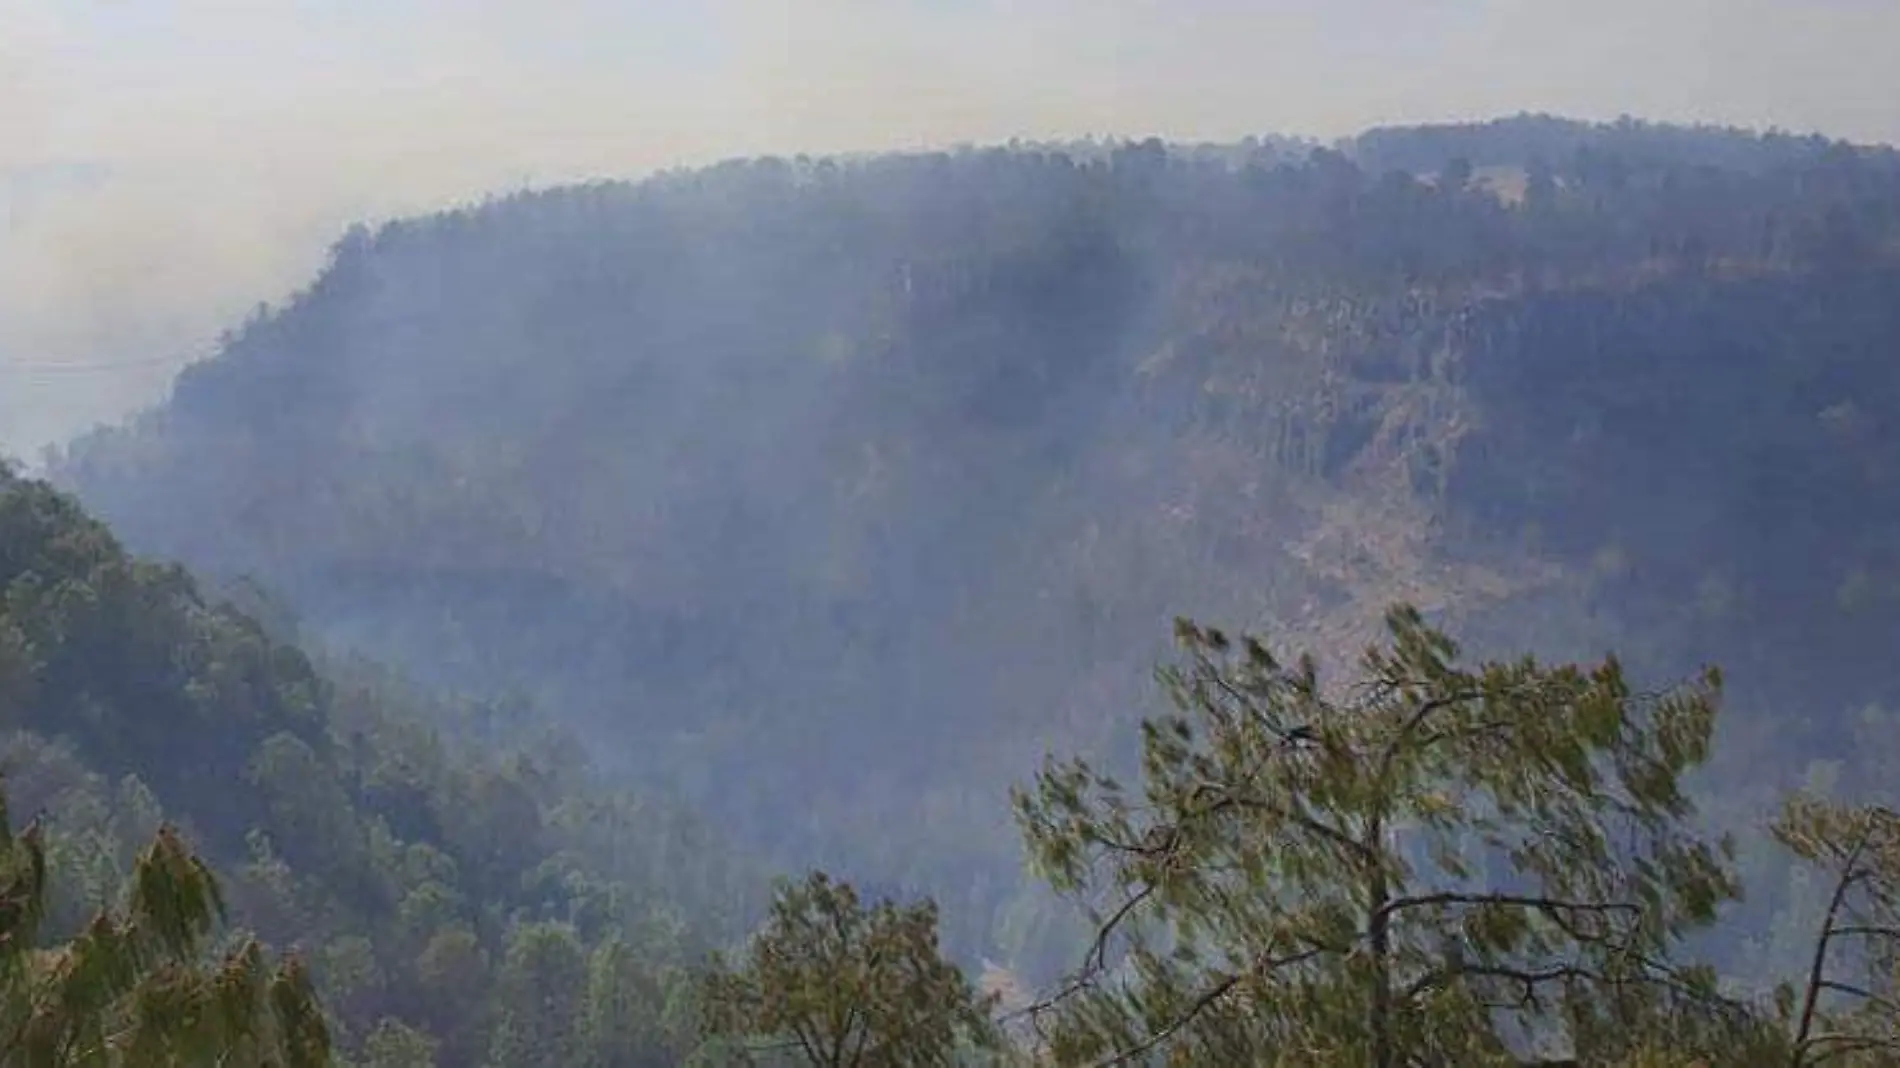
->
[0,353,204,378]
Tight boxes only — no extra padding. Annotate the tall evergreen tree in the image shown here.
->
[1013,605,1748,1066]
[0,784,331,1066]
[1774,795,1900,1066]
[698,871,1001,1067]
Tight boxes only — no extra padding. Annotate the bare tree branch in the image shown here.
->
[1793,823,1876,1064]
[1374,891,1641,929]
[1083,945,1331,1068]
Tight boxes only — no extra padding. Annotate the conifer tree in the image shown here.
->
[698,871,1000,1067]
[1774,795,1900,1067]
[1013,605,1747,1066]
[0,784,331,1066]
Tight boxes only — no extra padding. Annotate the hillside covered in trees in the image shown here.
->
[6,467,1899,1065]
[0,465,765,1063]
[20,113,1900,1062]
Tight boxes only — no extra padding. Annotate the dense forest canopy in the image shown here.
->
[0,463,764,1063]
[13,114,1900,1062]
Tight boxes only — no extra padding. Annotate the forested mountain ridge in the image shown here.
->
[48,114,1900,982]
[0,464,762,1064]
[9,461,1900,1065]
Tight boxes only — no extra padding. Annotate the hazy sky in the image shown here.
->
[5,0,1900,457]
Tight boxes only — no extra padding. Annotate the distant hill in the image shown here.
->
[50,115,1900,973]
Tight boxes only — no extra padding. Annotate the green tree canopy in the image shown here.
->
[0,783,331,1066]
[1012,605,1749,1066]
[1773,794,1900,1066]
[698,870,1001,1067]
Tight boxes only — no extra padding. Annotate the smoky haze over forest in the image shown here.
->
[9,5,1900,1065]
[9,0,1900,454]
[48,106,1900,961]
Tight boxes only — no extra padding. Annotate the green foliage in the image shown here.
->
[1012,605,1745,1066]
[0,784,331,1066]
[357,1017,439,1068]
[485,922,594,1068]
[0,468,760,1065]
[576,934,684,1068]
[1772,795,1900,1066]
[698,871,1001,1067]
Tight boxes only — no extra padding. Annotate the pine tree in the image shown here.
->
[1012,604,1751,1066]
[697,871,1001,1067]
[0,783,331,1066]
[1773,795,1900,1066]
